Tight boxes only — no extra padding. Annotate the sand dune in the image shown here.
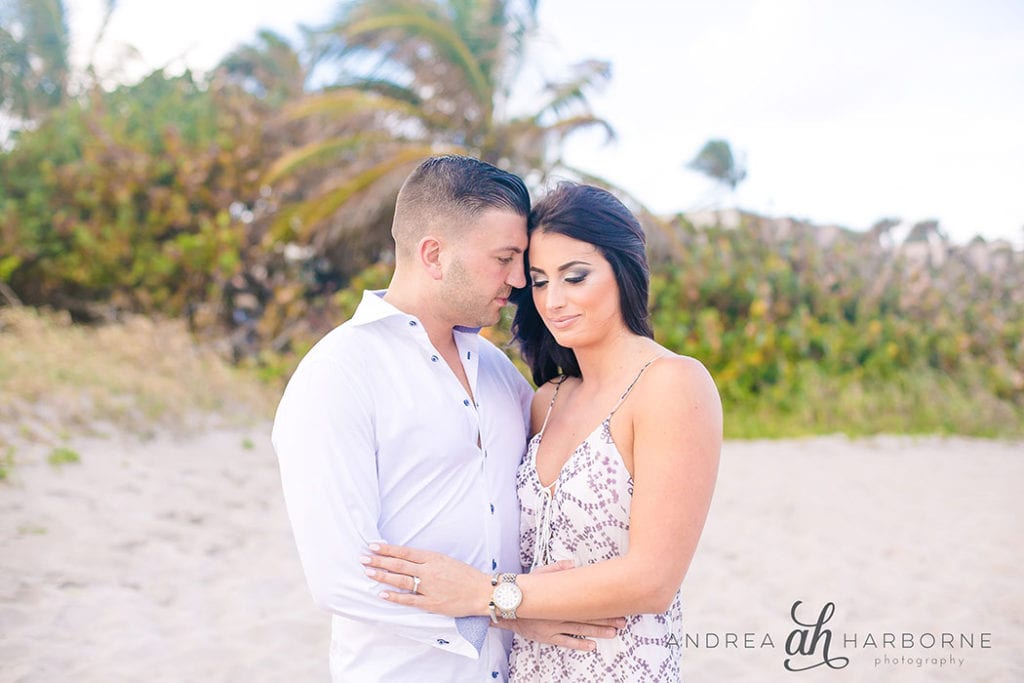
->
[1,429,1021,681]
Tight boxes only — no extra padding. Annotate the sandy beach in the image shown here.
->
[1,429,1021,682]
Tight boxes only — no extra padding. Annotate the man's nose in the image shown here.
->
[507,260,527,289]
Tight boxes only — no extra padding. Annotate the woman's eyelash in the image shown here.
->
[531,272,587,288]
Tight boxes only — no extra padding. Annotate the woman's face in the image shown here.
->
[527,230,624,349]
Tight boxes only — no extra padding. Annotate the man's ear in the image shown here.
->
[418,236,444,280]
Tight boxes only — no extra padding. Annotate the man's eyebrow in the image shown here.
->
[494,246,524,254]
[529,260,592,274]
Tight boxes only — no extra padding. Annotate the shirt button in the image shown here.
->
[490,503,495,514]
[492,673,500,679]
[491,559,497,570]
[467,351,472,359]
[436,638,449,645]
[408,320,417,326]
[463,399,470,406]
[431,355,439,362]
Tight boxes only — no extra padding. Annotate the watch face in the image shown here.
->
[493,582,522,611]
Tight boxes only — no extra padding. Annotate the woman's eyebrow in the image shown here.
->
[529,260,592,275]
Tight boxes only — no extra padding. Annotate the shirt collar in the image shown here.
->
[349,290,481,337]
[349,290,407,327]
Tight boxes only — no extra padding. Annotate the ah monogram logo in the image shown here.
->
[783,601,850,672]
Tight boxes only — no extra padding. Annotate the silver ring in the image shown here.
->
[412,576,421,594]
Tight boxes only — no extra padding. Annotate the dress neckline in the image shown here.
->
[530,354,662,492]
[530,416,613,491]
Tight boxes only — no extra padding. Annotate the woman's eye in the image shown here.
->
[531,279,548,289]
[565,273,588,284]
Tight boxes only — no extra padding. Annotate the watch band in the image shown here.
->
[490,572,521,621]
[498,573,517,619]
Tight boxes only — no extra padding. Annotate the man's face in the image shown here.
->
[440,208,528,328]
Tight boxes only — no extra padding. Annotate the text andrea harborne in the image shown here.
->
[669,600,992,673]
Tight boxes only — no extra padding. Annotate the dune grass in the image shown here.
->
[1,305,1019,467]
[724,361,1024,439]
[0,307,278,446]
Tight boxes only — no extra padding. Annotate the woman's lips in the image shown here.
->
[548,315,580,330]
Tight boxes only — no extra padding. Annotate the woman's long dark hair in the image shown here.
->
[511,183,654,386]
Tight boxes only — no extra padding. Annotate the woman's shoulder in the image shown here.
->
[648,351,712,377]
[631,352,723,452]
[529,376,574,433]
[638,353,720,410]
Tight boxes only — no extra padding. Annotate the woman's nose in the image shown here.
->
[545,283,566,310]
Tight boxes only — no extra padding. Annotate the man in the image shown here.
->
[272,156,617,681]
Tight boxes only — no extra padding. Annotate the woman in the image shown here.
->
[364,183,721,681]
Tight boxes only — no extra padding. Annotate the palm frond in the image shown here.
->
[281,89,446,129]
[538,114,616,145]
[85,0,118,78]
[338,5,494,117]
[533,60,611,124]
[341,76,423,107]
[260,0,619,264]
[292,144,459,238]
[262,132,394,186]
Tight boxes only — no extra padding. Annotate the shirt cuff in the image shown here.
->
[455,616,490,653]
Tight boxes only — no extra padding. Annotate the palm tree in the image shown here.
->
[1,0,119,133]
[687,138,747,192]
[261,0,615,272]
[216,29,309,107]
[0,0,71,124]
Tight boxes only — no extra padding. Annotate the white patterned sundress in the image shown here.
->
[509,358,683,682]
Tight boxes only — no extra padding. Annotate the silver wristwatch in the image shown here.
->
[488,572,522,623]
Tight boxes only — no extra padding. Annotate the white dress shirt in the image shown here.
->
[272,290,533,682]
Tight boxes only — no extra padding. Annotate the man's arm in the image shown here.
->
[272,352,477,658]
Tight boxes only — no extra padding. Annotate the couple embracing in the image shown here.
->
[272,155,721,682]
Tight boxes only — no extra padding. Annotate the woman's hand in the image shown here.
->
[361,543,491,617]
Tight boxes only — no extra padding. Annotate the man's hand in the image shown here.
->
[496,616,627,651]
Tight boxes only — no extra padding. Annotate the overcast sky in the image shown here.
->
[66,0,1024,246]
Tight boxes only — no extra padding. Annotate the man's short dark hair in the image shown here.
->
[392,155,530,253]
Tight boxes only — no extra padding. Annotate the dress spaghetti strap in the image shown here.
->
[536,378,566,436]
[608,354,661,417]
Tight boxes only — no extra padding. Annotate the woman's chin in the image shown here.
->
[548,328,580,349]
